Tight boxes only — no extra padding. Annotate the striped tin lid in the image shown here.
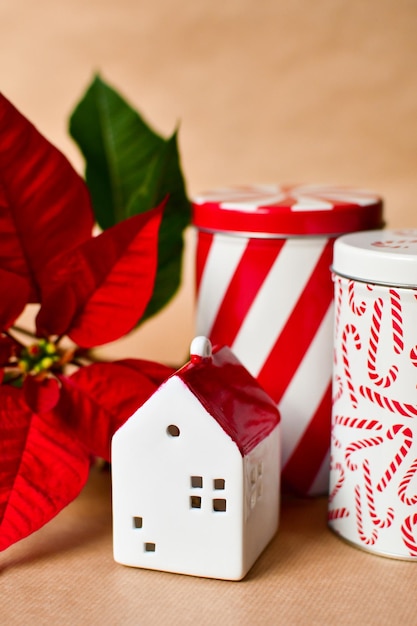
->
[192,184,384,236]
[333,229,417,288]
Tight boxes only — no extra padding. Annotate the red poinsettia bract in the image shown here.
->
[0,94,175,551]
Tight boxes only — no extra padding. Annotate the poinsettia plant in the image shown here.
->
[0,76,190,551]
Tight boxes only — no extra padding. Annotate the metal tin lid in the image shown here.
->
[192,184,384,236]
[333,229,417,287]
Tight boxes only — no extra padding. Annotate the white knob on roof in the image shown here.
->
[190,336,212,360]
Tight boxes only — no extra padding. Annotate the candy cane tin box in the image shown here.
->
[329,229,417,559]
[192,184,383,496]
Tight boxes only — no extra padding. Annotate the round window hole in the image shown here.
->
[167,424,180,437]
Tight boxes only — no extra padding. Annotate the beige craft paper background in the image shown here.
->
[2,0,416,366]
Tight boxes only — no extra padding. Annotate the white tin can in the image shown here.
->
[192,184,383,497]
[329,229,417,558]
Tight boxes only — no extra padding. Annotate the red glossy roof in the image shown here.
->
[176,344,280,456]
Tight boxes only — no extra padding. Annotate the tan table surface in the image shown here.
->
[1,466,416,626]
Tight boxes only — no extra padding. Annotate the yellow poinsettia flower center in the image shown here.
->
[18,339,61,375]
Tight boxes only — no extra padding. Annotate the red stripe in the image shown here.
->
[208,238,285,347]
[195,231,214,291]
[281,381,333,495]
[257,239,334,402]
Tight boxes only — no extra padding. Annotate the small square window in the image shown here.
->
[191,476,203,488]
[190,495,202,508]
[133,516,143,529]
[144,542,156,552]
[213,498,227,512]
[213,478,225,490]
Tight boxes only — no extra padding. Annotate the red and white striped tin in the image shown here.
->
[329,229,417,558]
[192,184,383,496]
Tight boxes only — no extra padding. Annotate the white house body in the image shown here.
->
[112,339,280,581]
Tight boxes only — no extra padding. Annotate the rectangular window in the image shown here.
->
[213,498,227,512]
[213,478,225,490]
[133,516,143,529]
[190,495,202,509]
[144,542,156,552]
[191,475,203,488]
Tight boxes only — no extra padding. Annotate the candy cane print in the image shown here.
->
[345,435,384,471]
[329,459,345,504]
[331,431,343,450]
[410,346,417,368]
[355,484,378,546]
[398,458,417,506]
[367,297,398,388]
[334,415,383,431]
[333,414,382,470]
[342,324,361,408]
[332,375,343,405]
[401,513,417,557]
[359,385,417,418]
[389,289,404,355]
[334,274,343,339]
[376,425,413,492]
[362,459,394,529]
[328,507,350,521]
[348,279,366,316]
[332,277,342,372]
[372,238,417,250]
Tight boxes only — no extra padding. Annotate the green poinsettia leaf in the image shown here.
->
[68,74,191,322]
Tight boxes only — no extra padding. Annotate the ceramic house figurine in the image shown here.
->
[111,336,281,580]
